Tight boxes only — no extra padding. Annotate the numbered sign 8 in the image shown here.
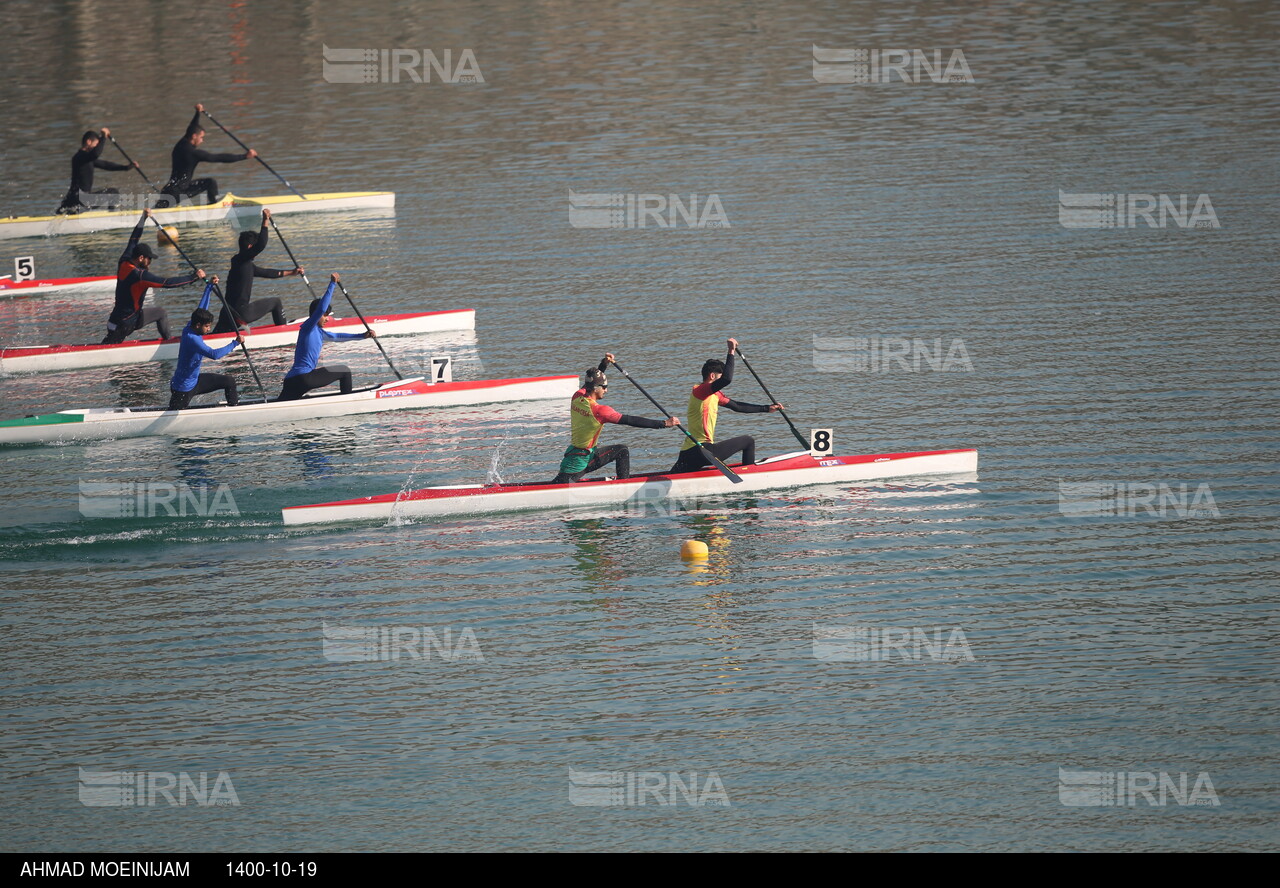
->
[13,256,35,282]
[809,428,834,456]
[430,356,453,385]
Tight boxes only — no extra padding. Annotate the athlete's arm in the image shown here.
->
[706,352,735,393]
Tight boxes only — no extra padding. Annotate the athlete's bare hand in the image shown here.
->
[234,332,245,344]
[604,352,616,364]
[330,272,340,282]
[143,208,154,218]
[210,275,220,285]
[665,416,681,427]
[261,208,272,220]
[195,269,207,279]
[293,267,305,277]
[726,337,738,354]
[100,127,111,138]
[195,103,204,113]
[364,328,377,339]
[246,149,258,160]
[769,403,784,412]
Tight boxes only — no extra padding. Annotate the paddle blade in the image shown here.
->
[700,445,743,484]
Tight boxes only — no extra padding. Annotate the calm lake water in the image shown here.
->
[0,0,1276,852]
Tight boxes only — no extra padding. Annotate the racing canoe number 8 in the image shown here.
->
[810,428,833,456]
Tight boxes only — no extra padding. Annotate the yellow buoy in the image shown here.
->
[157,226,179,245]
[680,539,709,560]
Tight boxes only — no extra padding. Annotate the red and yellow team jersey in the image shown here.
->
[569,389,623,449]
[681,383,730,451]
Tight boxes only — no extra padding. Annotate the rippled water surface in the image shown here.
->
[0,0,1277,852]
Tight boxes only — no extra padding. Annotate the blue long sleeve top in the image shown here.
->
[284,281,365,379]
[170,284,240,392]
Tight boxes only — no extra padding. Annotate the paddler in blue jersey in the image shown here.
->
[167,276,245,410]
[277,272,375,401]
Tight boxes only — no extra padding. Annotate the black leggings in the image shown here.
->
[168,373,238,410]
[160,178,218,206]
[277,365,352,401]
[58,188,120,212]
[214,298,286,333]
[669,435,756,473]
[553,444,631,483]
[102,306,171,344]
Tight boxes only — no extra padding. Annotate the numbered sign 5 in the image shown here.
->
[13,256,35,282]
[809,428,834,456]
[430,355,453,385]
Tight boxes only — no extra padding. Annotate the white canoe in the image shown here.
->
[281,448,979,526]
[0,191,394,241]
[0,374,578,446]
[0,274,115,298]
[0,309,473,375]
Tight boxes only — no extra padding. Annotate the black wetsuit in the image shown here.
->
[103,218,200,344]
[58,135,131,212]
[161,111,248,205]
[213,223,290,333]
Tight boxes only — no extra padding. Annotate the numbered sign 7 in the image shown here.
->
[429,356,453,385]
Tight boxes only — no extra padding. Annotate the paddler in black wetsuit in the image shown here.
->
[160,103,256,206]
[57,128,137,213]
[668,337,782,473]
[212,208,302,333]
[102,209,206,344]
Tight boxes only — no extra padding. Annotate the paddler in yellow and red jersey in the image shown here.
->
[669,337,783,474]
[552,353,680,483]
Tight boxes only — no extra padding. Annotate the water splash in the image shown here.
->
[486,429,511,486]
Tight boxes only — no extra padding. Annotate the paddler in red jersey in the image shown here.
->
[552,353,680,483]
[668,337,782,473]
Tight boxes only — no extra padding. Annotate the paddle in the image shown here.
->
[608,359,743,484]
[264,214,401,380]
[330,276,403,380]
[200,109,306,199]
[105,135,160,194]
[146,213,267,401]
[734,346,810,450]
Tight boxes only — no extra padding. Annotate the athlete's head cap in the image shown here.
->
[133,243,155,260]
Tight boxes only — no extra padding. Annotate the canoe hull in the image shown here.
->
[0,309,474,375]
[0,375,576,446]
[281,448,979,525]
[0,275,114,298]
[0,191,395,241]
